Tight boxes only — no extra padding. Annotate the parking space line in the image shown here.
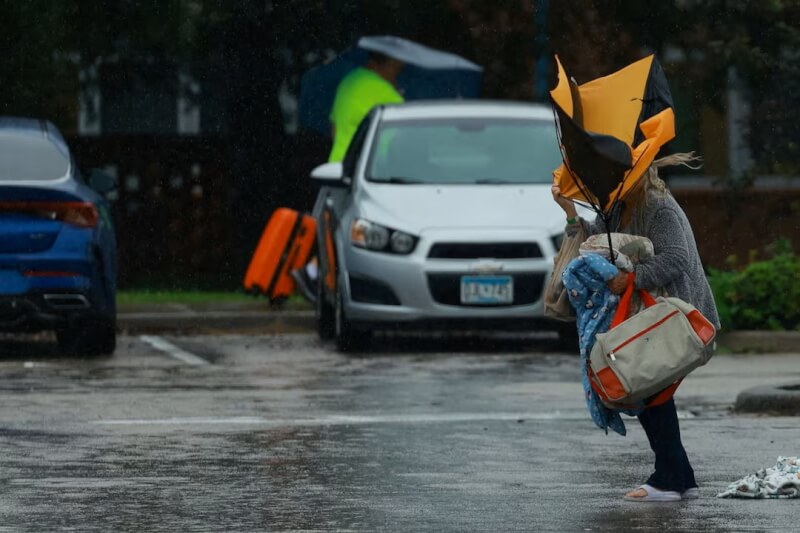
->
[94,411,696,427]
[139,335,209,366]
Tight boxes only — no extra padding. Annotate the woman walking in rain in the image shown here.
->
[551,153,721,501]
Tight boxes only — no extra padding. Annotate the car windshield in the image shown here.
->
[367,117,563,184]
[0,134,70,181]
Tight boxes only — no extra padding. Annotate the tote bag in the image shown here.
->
[544,224,585,322]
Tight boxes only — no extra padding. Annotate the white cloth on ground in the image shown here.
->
[717,456,800,499]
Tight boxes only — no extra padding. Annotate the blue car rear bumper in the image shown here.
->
[0,227,108,332]
[0,270,97,331]
[0,270,93,295]
[0,291,95,331]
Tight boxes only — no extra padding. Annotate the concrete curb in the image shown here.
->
[717,331,800,353]
[735,383,800,415]
[118,311,315,335]
[118,309,800,353]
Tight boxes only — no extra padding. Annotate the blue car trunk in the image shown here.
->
[0,216,61,253]
[0,185,83,253]
[0,186,95,296]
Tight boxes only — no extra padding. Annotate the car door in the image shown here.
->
[318,112,376,301]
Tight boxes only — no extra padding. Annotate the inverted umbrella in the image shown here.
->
[299,36,483,134]
[550,54,675,256]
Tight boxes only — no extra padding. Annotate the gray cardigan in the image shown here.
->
[578,192,721,330]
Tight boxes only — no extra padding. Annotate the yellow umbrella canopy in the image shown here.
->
[550,54,676,213]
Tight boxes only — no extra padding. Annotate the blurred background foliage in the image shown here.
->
[1,0,798,156]
[708,239,800,331]
[0,0,798,290]
[1,0,798,172]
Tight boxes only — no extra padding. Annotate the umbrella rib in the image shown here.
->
[550,103,623,268]
[607,145,651,227]
[603,144,651,265]
[550,105,602,216]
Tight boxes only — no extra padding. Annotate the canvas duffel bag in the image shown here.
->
[589,273,717,409]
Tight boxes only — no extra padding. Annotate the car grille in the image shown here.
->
[427,273,546,306]
[427,242,543,259]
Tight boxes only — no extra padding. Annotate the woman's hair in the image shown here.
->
[644,152,703,198]
[622,152,702,230]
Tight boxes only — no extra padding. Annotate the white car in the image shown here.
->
[311,101,581,351]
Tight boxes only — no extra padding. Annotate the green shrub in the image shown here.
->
[707,268,737,331]
[708,239,800,331]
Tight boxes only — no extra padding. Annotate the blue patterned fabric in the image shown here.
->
[562,254,629,435]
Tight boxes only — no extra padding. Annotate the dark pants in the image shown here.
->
[637,398,697,493]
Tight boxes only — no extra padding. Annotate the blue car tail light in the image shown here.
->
[23,270,83,278]
[0,201,99,228]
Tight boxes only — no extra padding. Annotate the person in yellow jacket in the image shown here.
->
[328,53,405,162]
[292,53,405,302]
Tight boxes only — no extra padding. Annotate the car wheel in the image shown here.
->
[557,323,580,353]
[316,275,335,340]
[334,281,371,353]
[57,317,116,357]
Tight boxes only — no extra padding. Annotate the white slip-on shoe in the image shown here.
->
[682,487,700,500]
[624,484,682,502]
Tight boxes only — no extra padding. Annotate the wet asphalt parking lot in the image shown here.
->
[0,332,798,532]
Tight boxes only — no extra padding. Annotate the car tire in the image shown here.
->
[57,317,116,357]
[334,281,371,353]
[317,276,335,340]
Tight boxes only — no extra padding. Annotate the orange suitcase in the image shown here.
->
[243,208,316,301]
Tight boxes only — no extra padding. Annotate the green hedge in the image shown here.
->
[707,240,800,331]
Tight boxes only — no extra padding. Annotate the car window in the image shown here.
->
[367,117,562,184]
[342,112,373,178]
[0,134,70,181]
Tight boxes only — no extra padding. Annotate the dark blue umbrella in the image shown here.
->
[299,36,484,134]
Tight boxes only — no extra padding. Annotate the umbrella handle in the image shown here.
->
[606,228,616,265]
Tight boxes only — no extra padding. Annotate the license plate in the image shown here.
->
[460,276,513,305]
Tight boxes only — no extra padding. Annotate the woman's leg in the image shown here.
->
[636,398,696,492]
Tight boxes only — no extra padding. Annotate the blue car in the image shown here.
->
[0,118,117,355]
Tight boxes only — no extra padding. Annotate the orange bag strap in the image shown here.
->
[610,272,658,329]
[591,380,683,411]
[639,288,658,307]
[610,272,636,328]
[645,381,682,408]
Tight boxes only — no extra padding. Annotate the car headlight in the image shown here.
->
[390,231,415,254]
[350,219,417,254]
[551,232,565,251]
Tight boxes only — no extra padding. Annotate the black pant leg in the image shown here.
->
[637,398,696,492]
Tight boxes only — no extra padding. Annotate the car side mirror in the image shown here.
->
[86,169,118,194]
[310,162,349,187]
